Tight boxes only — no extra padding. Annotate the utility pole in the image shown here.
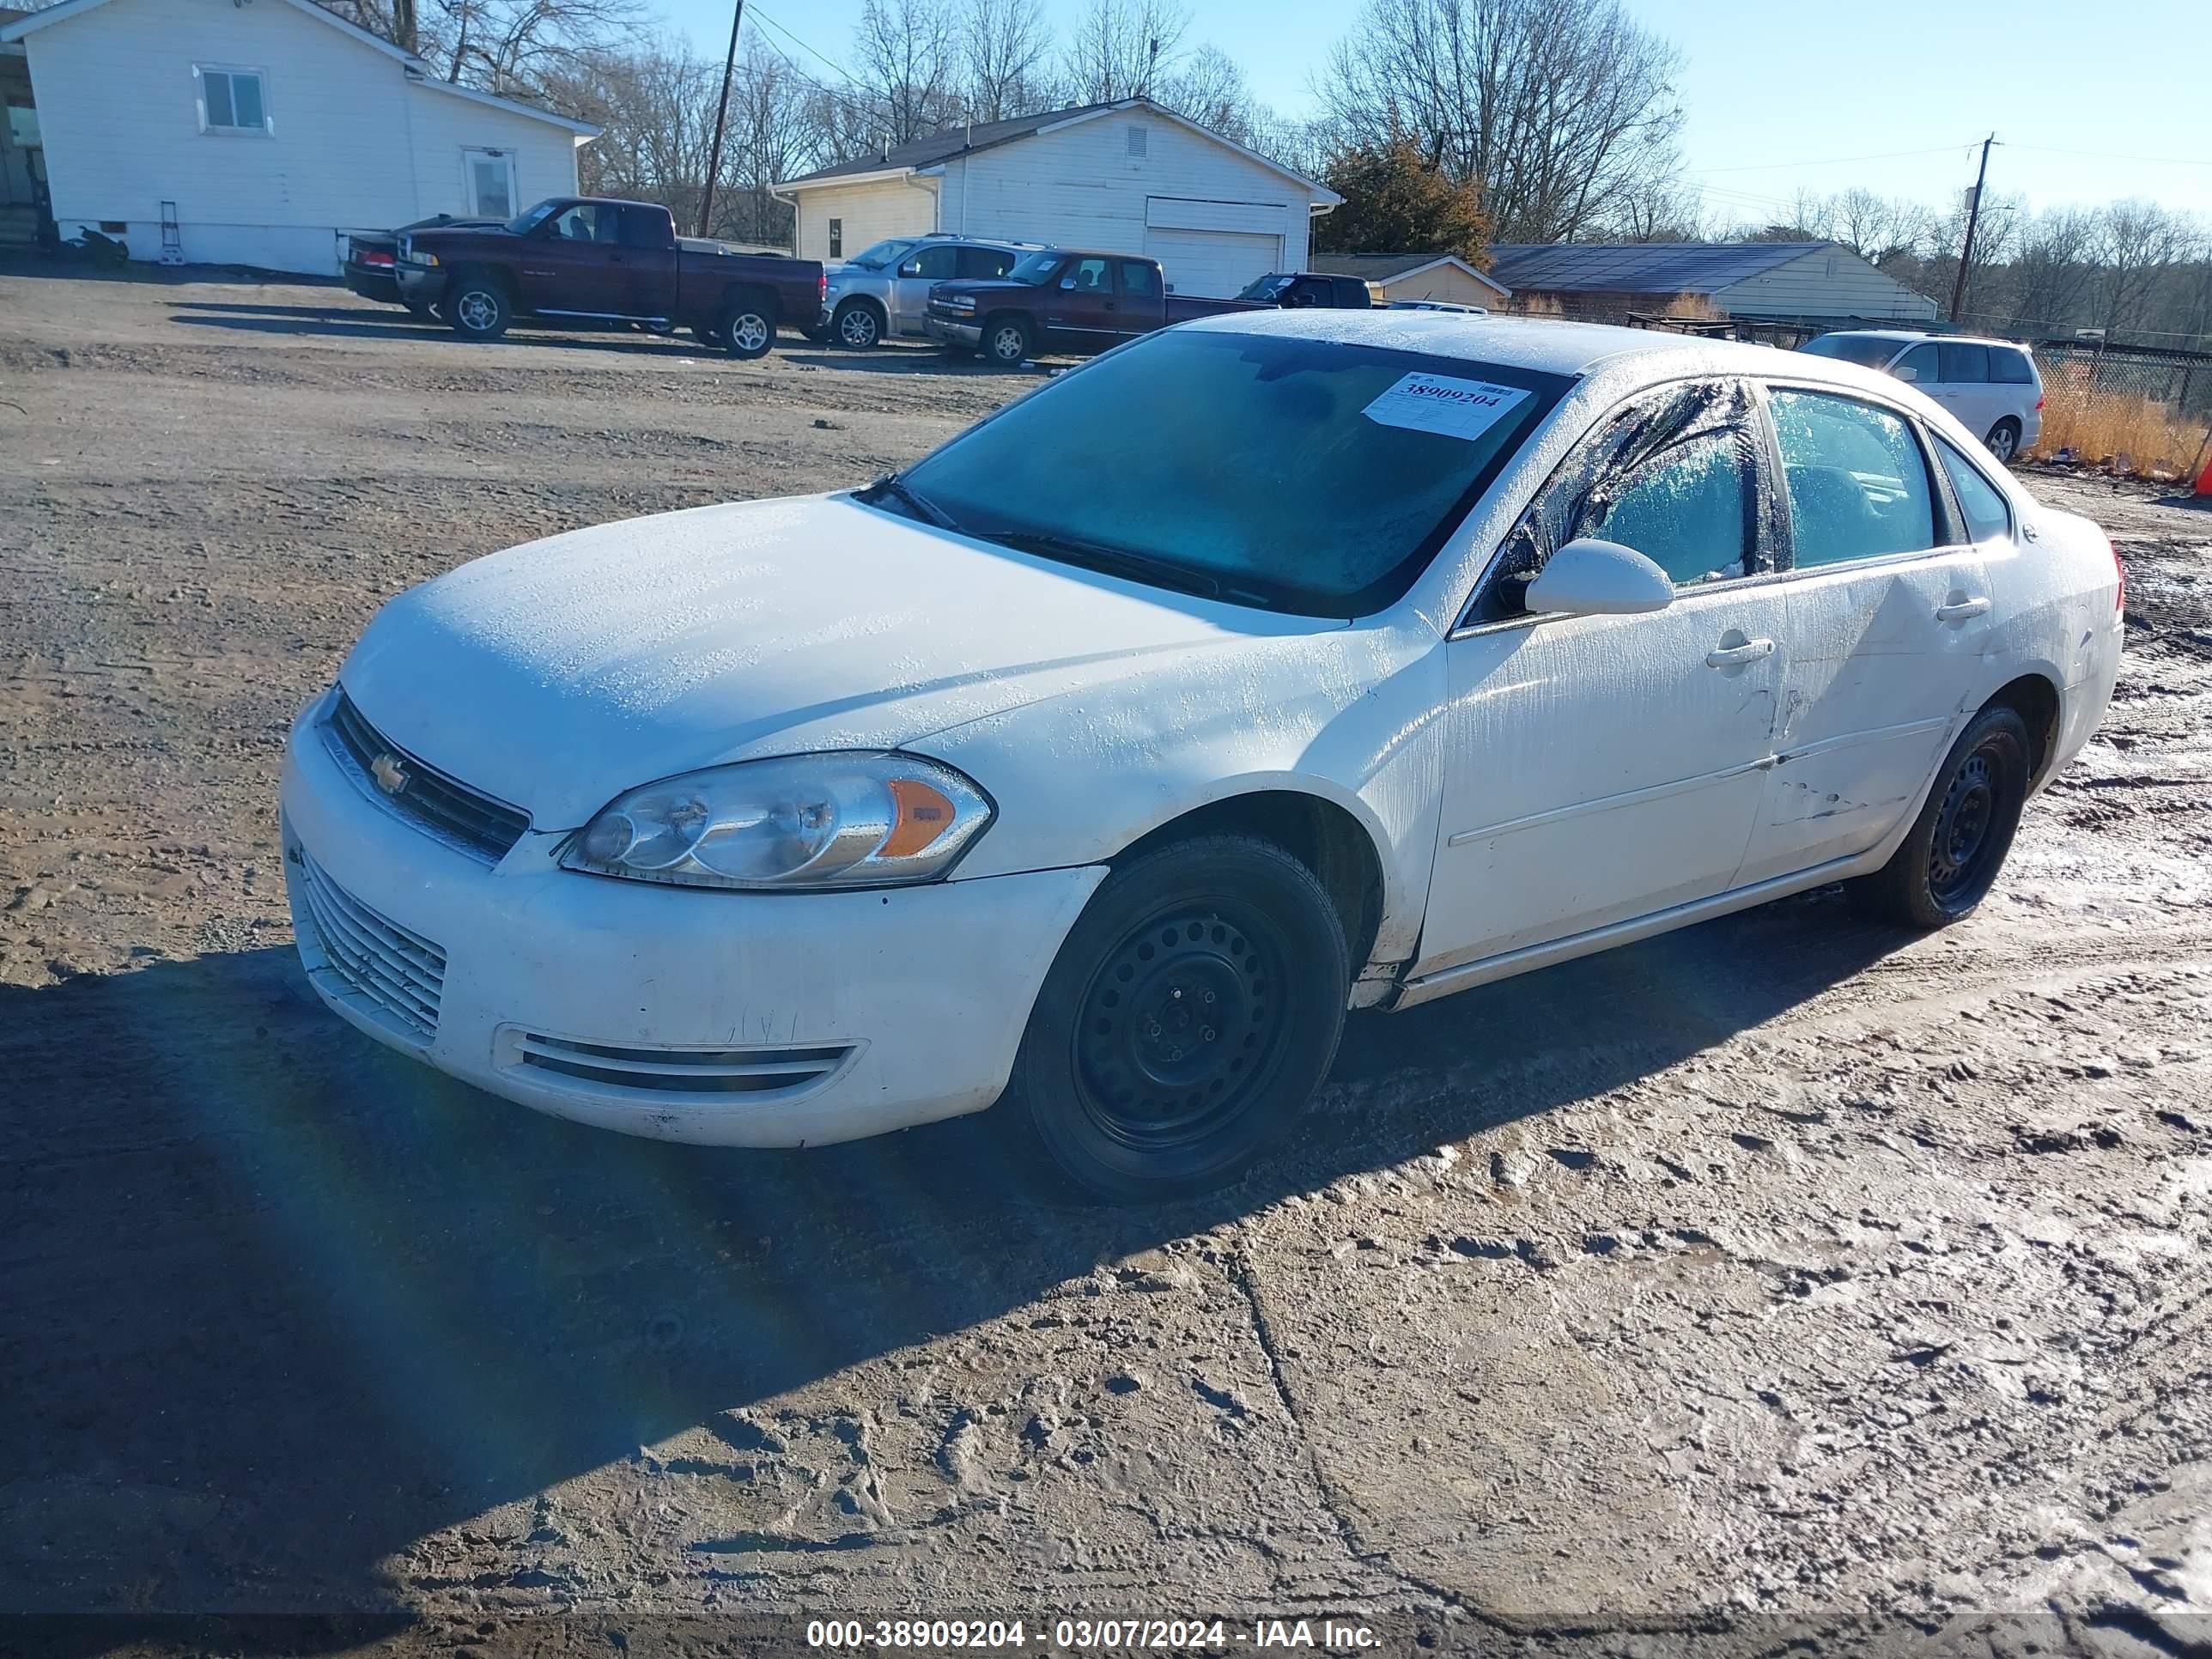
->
[1949,132,1996,325]
[697,0,745,238]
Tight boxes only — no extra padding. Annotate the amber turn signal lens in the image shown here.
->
[881,777,957,858]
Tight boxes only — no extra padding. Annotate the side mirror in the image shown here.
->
[1893,362,1920,382]
[898,260,922,276]
[1524,538,1674,618]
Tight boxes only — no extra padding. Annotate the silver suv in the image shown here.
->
[818,234,1043,349]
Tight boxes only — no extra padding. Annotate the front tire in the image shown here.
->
[447,274,511,341]
[1006,836,1349,1204]
[719,297,775,360]
[1985,417,2022,464]
[1850,705,2031,928]
[833,301,883,349]
[983,314,1030,368]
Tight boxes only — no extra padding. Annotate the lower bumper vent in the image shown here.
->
[507,1033,855,1101]
[294,850,447,1043]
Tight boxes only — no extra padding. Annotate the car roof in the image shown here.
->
[1821,328,2033,352]
[1180,308,1849,381]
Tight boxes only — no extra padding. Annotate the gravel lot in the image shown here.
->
[3,266,2209,1657]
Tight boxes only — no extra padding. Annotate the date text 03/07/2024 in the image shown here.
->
[803,1616,1385,1650]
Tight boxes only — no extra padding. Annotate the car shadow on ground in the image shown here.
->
[162,304,754,360]
[0,889,1904,1648]
[781,346,1054,378]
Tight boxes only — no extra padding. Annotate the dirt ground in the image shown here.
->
[3,265,2209,1659]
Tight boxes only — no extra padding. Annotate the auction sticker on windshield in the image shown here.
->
[1360,373,1530,442]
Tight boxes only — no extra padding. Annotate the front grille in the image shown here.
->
[507,1033,855,1101]
[295,849,447,1042]
[323,690,529,865]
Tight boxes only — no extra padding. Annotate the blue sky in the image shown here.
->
[661,0,2212,220]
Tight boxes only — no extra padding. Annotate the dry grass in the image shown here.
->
[2029,371,2212,477]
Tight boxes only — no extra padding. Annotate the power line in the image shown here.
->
[1686,141,1979,177]
[2003,142,2212,169]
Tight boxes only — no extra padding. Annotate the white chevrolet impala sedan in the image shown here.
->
[282,313,2124,1201]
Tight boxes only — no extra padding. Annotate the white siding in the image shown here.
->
[934,111,1316,297]
[1716,246,1939,322]
[791,175,938,264]
[19,0,580,275]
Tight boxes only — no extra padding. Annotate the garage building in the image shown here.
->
[775,98,1340,301]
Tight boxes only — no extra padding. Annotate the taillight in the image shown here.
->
[2036,393,2045,411]
[2111,535,2124,616]
[819,270,828,301]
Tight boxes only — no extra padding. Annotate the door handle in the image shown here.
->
[1936,596,1991,622]
[1705,638,1775,668]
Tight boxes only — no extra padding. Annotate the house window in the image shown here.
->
[828,218,842,258]
[197,66,270,136]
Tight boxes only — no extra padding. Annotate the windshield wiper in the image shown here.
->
[860,472,962,532]
[981,529,1226,600]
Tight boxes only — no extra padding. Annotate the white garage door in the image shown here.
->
[1143,228,1284,300]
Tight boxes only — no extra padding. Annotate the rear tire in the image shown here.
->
[719,296,775,360]
[1849,705,2031,928]
[690,323,723,350]
[1006,835,1349,1205]
[983,313,1030,368]
[447,273,511,341]
[1984,417,2022,464]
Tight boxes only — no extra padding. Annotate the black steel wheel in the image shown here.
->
[1007,835,1349,1203]
[1850,703,2031,927]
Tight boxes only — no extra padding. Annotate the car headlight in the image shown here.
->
[404,247,439,266]
[950,295,977,313]
[562,752,993,890]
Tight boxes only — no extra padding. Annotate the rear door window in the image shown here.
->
[1988,347,2036,385]
[1934,436,2012,543]
[1768,388,1938,567]
[617,206,667,249]
[1937,342,1990,384]
[957,246,1015,279]
[1117,259,1159,298]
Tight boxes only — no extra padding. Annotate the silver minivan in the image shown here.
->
[1800,331,2044,463]
[818,235,1041,349]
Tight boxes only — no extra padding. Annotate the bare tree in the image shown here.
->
[1829,188,1929,266]
[1158,44,1257,142]
[428,0,647,94]
[2091,199,2193,336]
[1061,0,1189,102]
[852,0,960,146]
[959,0,1056,123]
[1318,0,1683,243]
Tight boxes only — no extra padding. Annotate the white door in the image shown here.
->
[1419,382,1787,974]
[463,149,517,220]
[1142,227,1280,298]
[1735,385,1998,884]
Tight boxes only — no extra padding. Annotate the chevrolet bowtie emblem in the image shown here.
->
[370,752,409,796]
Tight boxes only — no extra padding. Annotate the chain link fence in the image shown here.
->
[2031,341,2212,477]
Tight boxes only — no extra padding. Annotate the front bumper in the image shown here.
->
[925,316,981,346]
[395,264,446,304]
[278,692,1105,1147]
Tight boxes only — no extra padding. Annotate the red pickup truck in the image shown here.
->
[389,197,823,359]
[923,250,1370,367]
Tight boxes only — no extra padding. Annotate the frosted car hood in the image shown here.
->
[337,495,1326,830]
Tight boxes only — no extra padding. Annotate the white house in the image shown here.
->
[775,99,1341,301]
[0,0,598,276]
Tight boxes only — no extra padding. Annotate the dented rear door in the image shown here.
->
[1736,384,1996,883]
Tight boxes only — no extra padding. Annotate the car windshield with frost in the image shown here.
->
[1000,252,1066,286]
[844,238,918,270]
[879,329,1571,617]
